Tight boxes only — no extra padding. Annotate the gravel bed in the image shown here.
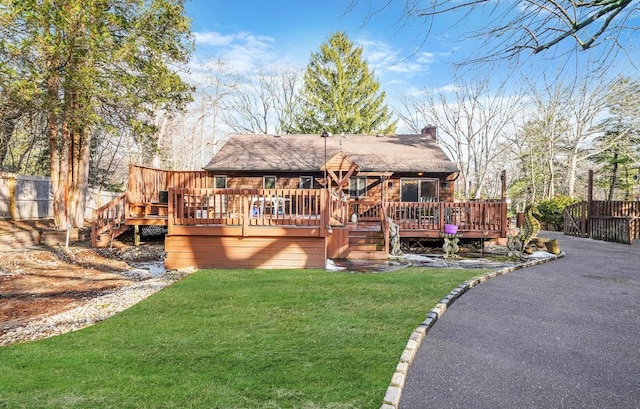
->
[0,268,193,347]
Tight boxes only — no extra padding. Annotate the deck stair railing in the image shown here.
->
[91,193,128,246]
[380,202,390,254]
[329,190,348,226]
[349,200,384,222]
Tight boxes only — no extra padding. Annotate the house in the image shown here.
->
[202,129,459,203]
[91,129,509,270]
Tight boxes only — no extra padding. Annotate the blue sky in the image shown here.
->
[183,0,639,108]
[184,0,475,98]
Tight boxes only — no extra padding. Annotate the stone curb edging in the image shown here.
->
[380,252,565,409]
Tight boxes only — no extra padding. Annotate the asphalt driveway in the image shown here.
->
[400,232,640,409]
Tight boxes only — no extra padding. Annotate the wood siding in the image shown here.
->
[165,235,326,269]
[326,227,349,259]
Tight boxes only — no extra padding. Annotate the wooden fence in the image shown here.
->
[1,172,120,221]
[564,200,640,244]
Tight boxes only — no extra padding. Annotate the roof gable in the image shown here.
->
[321,151,359,172]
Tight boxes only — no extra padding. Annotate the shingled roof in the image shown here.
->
[203,133,458,174]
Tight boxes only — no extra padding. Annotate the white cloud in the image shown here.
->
[193,31,236,46]
[191,30,278,74]
[434,83,461,94]
[357,36,440,80]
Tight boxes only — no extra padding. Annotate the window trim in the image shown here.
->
[349,177,368,198]
[299,175,313,189]
[400,178,439,202]
[214,175,227,189]
[263,175,277,189]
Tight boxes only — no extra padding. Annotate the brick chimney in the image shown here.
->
[421,125,437,141]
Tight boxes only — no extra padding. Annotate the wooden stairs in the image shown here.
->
[347,225,389,260]
[91,193,130,247]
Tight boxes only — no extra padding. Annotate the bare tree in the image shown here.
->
[151,59,237,170]
[505,73,628,202]
[396,77,525,199]
[350,0,639,62]
[223,65,302,134]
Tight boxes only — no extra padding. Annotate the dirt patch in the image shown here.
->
[0,220,164,338]
[0,219,59,233]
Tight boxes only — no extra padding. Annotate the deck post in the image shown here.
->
[91,209,97,247]
[242,190,249,237]
[501,201,508,238]
[438,201,446,230]
[134,225,140,246]
[167,188,174,236]
[320,189,328,237]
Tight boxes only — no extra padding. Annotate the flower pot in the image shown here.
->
[545,239,560,254]
[534,237,547,248]
[444,224,458,234]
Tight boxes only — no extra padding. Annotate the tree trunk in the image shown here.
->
[567,150,578,198]
[0,111,21,169]
[47,67,66,229]
[608,151,618,201]
[69,125,91,228]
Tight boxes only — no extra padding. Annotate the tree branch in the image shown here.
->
[533,0,634,53]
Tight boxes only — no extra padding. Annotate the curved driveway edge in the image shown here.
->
[393,232,640,409]
[380,248,564,408]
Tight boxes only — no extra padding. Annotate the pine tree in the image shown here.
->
[290,32,396,135]
[592,77,640,200]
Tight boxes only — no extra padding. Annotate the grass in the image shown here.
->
[0,267,485,409]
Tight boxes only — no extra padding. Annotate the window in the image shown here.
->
[299,176,313,189]
[349,177,367,198]
[401,179,438,202]
[214,175,227,189]
[212,176,228,213]
[264,176,276,189]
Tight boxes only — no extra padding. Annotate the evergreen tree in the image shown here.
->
[291,31,395,135]
[0,0,193,228]
[592,77,640,200]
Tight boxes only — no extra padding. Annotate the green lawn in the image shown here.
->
[0,267,484,409]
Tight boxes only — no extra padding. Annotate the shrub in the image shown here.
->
[536,196,580,231]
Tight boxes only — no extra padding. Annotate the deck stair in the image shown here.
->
[91,193,130,247]
[347,223,388,260]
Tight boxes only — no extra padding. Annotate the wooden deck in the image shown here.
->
[91,165,509,268]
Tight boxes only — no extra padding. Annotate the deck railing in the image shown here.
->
[388,201,507,234]
[165,191,509,234]
[168,188,327,227]
[329,191,348,226]
[91,193,126,246]
[347,200,506,233]
[127,164,212,204]
[349,200,384,222]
